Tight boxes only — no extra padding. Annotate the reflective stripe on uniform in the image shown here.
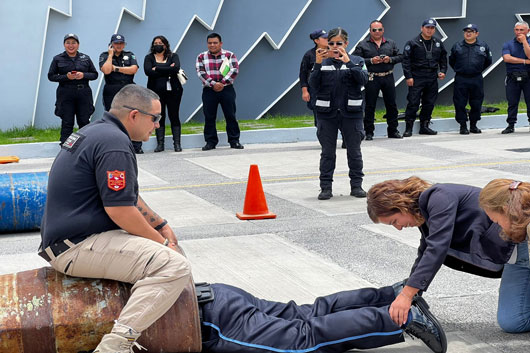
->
[347,99,363,106]
[321,65,336,71]
[315,100,331,107]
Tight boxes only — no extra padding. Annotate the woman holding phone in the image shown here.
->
[309,27,369,200]
[144,35,183,152]
[48,33,98,144]
[479,179,530,333]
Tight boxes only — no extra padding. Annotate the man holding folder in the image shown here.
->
[196,33,243,151]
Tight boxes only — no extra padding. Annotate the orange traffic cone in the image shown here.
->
[236,164,276,220]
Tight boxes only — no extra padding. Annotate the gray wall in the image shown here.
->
[1,0,530,131]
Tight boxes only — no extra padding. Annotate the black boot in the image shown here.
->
[132,141,143,154]
[154,128,165,152]
[501,124,515,134]
[171,125,182,152]
[459,122,469,135]
[403,121,414,137]
[419,121,437,135]
[470,121,481,134]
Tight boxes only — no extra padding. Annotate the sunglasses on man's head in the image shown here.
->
[122,105,162,123]
[371,28,383,32]
[328,41,344,46]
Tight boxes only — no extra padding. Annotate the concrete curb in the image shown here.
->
[1,113,528,159]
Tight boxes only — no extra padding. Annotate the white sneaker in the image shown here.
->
[93,322,146,353]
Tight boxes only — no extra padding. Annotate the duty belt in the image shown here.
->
[368,70,393,80]
[38,238,83,262]
[60,83,88,89]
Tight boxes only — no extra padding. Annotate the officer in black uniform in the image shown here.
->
[48,33,98,144]
[354,20,403,140]
[501,21,530,134]
[402,19,447,137]
[299,29,328,125]
[309,27,368,200]
[99,34,141,152]
[449,24,492,135]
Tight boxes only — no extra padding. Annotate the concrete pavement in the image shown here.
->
[1,124,530,352]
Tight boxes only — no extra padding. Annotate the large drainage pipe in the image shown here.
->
[0,172,48,233]
[0,267,202,352]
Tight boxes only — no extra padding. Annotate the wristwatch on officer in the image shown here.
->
[114,67,120,73]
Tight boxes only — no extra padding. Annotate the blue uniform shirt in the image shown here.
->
[502,37,530,73]
[41,112,138,248]
[449,39,492,76]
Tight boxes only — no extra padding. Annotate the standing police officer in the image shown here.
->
[99,34,141,152]
[501,21,530,134]
[449,24,492,135]
[402,19,447,137]
[309,27,368,200]
[300,29,328,126]
[354,20,403,140]
[48,33,98,144]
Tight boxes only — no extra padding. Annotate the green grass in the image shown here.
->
[0,101,525,145]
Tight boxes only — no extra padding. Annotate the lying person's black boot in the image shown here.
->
[404,296,447,353]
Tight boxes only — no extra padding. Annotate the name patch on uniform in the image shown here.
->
[107,170,126,191]
[62,132,84,152]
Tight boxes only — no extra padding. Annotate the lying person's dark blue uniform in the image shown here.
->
[198,282,446,353]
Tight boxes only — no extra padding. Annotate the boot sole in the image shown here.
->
[413,296,448,353]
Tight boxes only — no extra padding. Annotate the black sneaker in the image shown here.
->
[405,297,447,353]
[202,143,216,151]
[388,131,403,139]
[350,187,367,198]
[318,189,333,200]
[501,125,515,134]
[469,126,481,134]
[230,142,244,149]
[459,125,469,135]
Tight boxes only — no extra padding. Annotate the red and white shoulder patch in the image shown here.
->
[107,170,126,191]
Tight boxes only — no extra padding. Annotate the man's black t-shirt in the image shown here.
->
[41,112,138,248]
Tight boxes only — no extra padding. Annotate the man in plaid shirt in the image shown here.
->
[196,33,243,151]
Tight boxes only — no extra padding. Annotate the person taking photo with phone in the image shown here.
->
[309,27,369,201]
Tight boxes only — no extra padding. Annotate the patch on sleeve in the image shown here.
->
[62,132,84,152]
[107,170,126,191]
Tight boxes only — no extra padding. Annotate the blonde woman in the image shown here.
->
[480,179,530,333]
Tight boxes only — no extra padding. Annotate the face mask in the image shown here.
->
[153,45,164,53]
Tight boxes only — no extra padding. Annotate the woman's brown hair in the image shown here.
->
[366,176,432,224]
[479,179,530,242]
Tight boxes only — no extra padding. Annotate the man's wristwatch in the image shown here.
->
[114,67,120,72]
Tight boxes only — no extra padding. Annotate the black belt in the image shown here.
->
[60,84,88,89]
[38,239,82,262]
[456,72,481,78]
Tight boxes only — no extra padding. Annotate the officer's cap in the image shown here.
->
[463,24,478,32]
[310,29,328,40]
[63,33,79,43]
[422,18,437,27]
[111,33,125,43]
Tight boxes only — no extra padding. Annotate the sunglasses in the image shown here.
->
[328,41,344,46]
[123,105,162,123]
[371,28,383,32]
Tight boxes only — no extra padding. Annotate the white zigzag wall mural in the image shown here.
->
[0,0,529,131]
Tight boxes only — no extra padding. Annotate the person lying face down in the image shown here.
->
[198,281,447,353]
[367,177,514,326]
